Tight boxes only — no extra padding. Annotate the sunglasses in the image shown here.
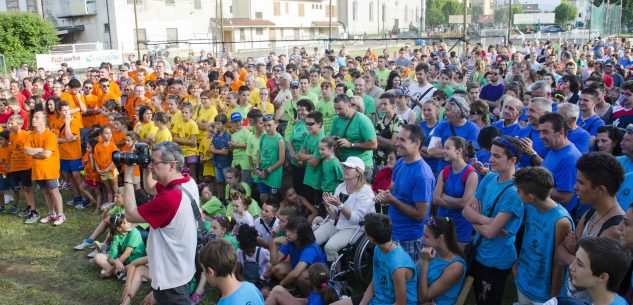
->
[306,121,317,126]
[469,111,481,115]
[263,114,274,122]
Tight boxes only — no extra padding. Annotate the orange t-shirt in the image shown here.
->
[230,80,245,92]
[8,130,31,172]
[124,96,153,123]
[112,129,127,149]
[92,81,122,98]
[0,145,11,175]
[121,145,140,177]
[82,152,99,182]
[93,140,118,175]
[98,91,120,107]
[47,113,63,131]
[25,129,60,180]
[59,92,84,128]
[82,94,101,128]
[56,118,82,160]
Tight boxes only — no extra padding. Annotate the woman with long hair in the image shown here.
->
[418,216,467,305]
[385,71,401,92]
[596,125,624,156]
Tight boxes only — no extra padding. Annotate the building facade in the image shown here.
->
[337,0,422,36]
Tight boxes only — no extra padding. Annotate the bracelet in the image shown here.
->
[124,181,134,184]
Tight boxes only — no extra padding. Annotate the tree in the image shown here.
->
[0,12,58,68]
[470,5,484,23]
[554,1,578,25]
[426,6,446,26]
[493,3,523,25]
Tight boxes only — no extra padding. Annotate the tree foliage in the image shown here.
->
[493,3,524,25]
[0,12,58,68]
[426,0,466,27]
[554,1,578,25]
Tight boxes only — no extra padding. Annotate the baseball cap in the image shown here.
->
[247,63,256,68]
[395,86,410,96]
[605,60,615,67]
[230,112,243,122]
[273,64,284,72]
[341,156,365,173]
[290,80,300,88]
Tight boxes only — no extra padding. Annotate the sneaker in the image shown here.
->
[100,202,114,212]
[59,182,71,191]
[74,239,94,250]
[75,200,91,209]
[40,212,55,224]
[4,193,13,203]
[190,292,205,305]
[18,207,31,218]
[53,214,66,226]
[24,211,40,224]
[116,272,127,281]
[0,205,5,214]
[66,197,76,206]
[87,249,98,258]
[8,205,19,214]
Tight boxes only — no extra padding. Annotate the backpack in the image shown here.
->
[440,165,476,188]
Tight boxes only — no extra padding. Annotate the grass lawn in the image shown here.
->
[0,188,519,305]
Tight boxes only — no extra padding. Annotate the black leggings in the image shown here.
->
[469,260,511,305]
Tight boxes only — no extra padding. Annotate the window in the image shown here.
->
[134,28,147,50]
[256,28,263,35]
[369,2,373,22]
[274,2,280,16]
[255,12,263,19]
[352,1,357,21]
[165,0,174,5]
[166,28,178,47]
[299,3,304,16]
[104,23,110,32]
[326,5,336,17]
[194,0,201,9]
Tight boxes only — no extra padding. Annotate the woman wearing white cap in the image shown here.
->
[313,156,376,264]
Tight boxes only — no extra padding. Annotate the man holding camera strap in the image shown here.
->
[122,141,200,305]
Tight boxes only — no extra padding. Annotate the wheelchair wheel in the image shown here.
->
[352,233,374,287]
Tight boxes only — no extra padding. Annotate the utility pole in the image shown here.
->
[463,0,468,39]
[219,0,225,54]
[133,0,140,59]
[507,0,512,45]
[329,0,332,49]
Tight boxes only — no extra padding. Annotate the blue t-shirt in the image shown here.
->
[426,257,466,305]
[307,289,324,305]
[389,158,435,241]
[370,244,418,305]
[212,131,232,168]
[279,241,327,268]
[519,106,528,122]
[479,83,505,104]
[617,172,633,211]
[516,204,572,302]
[474,173,524,269]
[475,149,491,165]
[618,155,633,174]
[420,120,439,175]
[433,120,480,172]
[577,114,605,136]
[437,165,475,244]
[217,281,265,305]
[542,144,582,212]
[517,125,550,168]
[609,294,628,305]
[491,120,522,137]
[568,127,591,153]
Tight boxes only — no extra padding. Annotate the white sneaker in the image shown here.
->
[53,214,66,226]
[39,212,55,224]
[74,239,94,250]
[4,193,13,203]
[66,198,76,206]
[24,211,40,224]
[87,249,98,258]
[100,202,114,212]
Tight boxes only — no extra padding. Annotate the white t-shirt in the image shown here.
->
[236,247,271,280]
[408,82,436,118]
[254,216,279,244]
[233,211,255,228]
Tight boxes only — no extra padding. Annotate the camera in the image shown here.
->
[112,143,151,168]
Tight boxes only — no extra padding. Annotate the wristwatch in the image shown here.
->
[351,143,355,149]
[530,151,538,159]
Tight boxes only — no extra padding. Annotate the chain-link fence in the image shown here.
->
[591,3,622,37]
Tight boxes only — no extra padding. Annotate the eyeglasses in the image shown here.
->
[149,158,176,165]
[469,111,481,115]
[263,114,274,122]
[306,121,317,126]
[84,86,93,90]
[489,72,499,76]
[494,136,518,158]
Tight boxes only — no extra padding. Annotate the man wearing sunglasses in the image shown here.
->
[122,141,200,305]
[479,65,505,110]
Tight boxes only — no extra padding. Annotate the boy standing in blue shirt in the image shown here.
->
[514,167,573,304]
[199,239,265,305]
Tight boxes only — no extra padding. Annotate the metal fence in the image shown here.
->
[591,3,622,37]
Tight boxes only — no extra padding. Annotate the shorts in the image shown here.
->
[0,175,8,192]
[60,159,84,173]
[35,179,60,189]
[7,169,32,189]
[80,128,90,149]
[394,237,425,262]
[257,182,279,195]
[214,166,229,183]
[185,155,199,164]
[84,179,101,190]
[100,168,119,181]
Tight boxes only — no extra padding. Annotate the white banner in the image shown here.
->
[449,15,473,24]
[513,13,555,25]
[36,50,123,71]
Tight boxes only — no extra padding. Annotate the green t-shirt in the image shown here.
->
[329,111,377,167]
[375,68,392,88]
[223,233,239,250]
[316,97,335,135]
[246,132,263,178]
[362,95,376,115]
[108,205,125,216]
[308,85,322,98]
[227,198,261,217]
[282,99,299,140]
[299,93,319,106]
[233,104,252,118]
[288,120,309,166]
[201,196,227,217]
[435,84,455,97]
[257,133,284,188]
[225,182,252,201]
[231,127,252,169]
[321,157,343,193]
[109,227,146,264]
[302,131,325,190]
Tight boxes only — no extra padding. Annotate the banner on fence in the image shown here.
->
[36,50,123,71]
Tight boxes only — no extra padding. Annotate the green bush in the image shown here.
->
[0,12,58,68]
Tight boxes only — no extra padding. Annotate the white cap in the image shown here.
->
[341,156,365,173]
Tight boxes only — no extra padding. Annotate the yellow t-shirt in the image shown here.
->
[248,87,260,106]
[194,106,218,141]
[137,121,158,142]
[169,110,183,134]
[155,127,172,143]
[256,101,275,115]
[198,136,215,177]
[175,119,199,157]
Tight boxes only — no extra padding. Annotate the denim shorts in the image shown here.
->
[214,166,229,183]
[0,174,8,192]
[7,169,32,188]
[257,182,279,195]
[60,158,84,173]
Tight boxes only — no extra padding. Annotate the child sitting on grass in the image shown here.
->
[75,190,124,254]
[93,213,146,279]
[120,257,150,305]
[200,182,227,219]
[227,182,261,217]
[230,192,254,234]
[235,224,271,295]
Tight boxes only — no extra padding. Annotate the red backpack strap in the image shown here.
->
[461,165,476,186]
[441,166,451,182]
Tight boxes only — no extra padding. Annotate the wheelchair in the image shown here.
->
[328,221,375,293]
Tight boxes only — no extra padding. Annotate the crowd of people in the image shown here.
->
[4,36,633,305]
